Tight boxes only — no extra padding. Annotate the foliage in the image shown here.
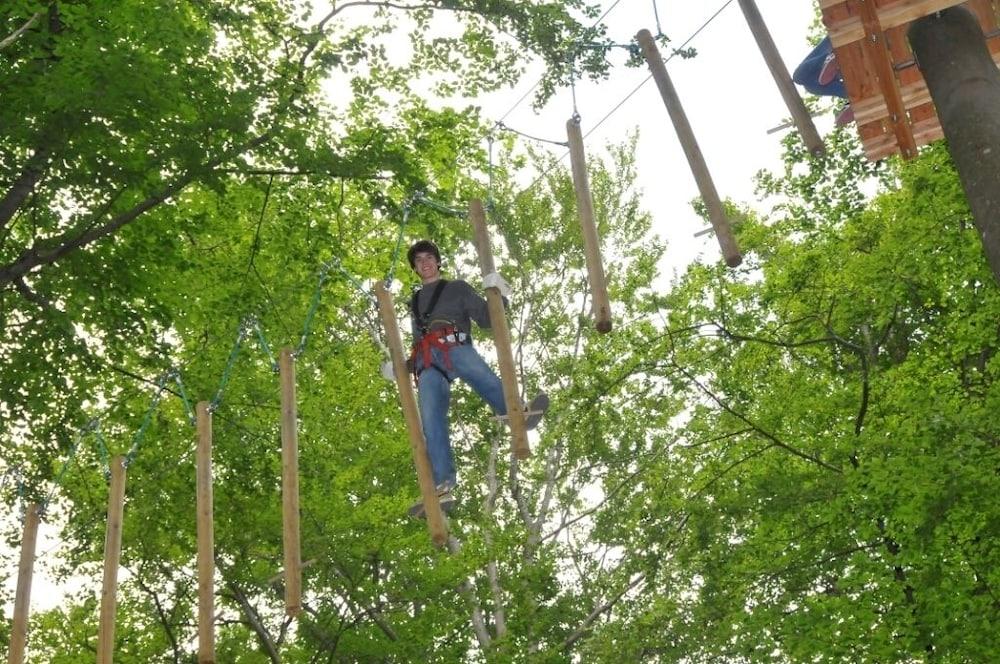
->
[3,2,1000,662]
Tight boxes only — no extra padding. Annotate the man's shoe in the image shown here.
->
[524,392,549,430]
[818,52,840,86]
[495,392,550,430]
[835,104,854,126]
[407,482,456,519]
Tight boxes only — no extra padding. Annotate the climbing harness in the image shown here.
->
[407,280,470,382]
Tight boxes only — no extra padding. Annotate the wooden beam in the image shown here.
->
[97,457,127,664]
[375,282,448,547]
[468,199,532,459]
[855,0,919,158]
[635,28,742,267]
[279,347,302,617]
[8,502,40,664]
[827,0,967,47]
[196,402,216,664]
[737,0,825,156]
[564,119,614,332]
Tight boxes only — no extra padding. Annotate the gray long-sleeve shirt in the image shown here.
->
[409,279,500,342]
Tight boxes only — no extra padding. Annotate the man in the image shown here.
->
[397,240,547,517]
[792,35,854,126]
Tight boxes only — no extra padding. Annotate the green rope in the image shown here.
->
[296,260,335,358]
[92,423,112,479]
[337,265,376,306]
[124,371,172,467]
[173,370,196,426]
[384,201,412,288]
[40,418,98,516]
[210,320,250,412]
[16,470,26,523]
[249,316,279,372]
[413,193,466,217]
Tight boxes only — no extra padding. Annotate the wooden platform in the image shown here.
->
[820,0,1000,160]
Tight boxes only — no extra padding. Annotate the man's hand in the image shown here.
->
[380,360,395,381]
[483,271,512,299]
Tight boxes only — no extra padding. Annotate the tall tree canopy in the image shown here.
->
[2,2,999,662]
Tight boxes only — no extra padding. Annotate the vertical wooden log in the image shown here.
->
[278,347,303,617]
[910,7,1000,282]
[468,199,532,459]
[564,121,614,333]
[97,457,127,664]
[7,502,40,664]
[636,28,743,267]
[196,402,215,664]
[736,0,825,156]
[375,282,448,547]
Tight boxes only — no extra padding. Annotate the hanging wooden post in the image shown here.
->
[635,28,743,268]
[196,402,215,664]
[564,120,614,333]
[736,0,825,156]
[468,199,531,459]
[278,347,302,617]
[7,502,40,664]
[375,282,448,547]
[97,456,127,664]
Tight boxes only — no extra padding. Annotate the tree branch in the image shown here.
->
[561,572,647,651]
[223,574,282,663]
[447,536,492,648]
[0,11,41,51]
[0,146,50,232]
[484,433,507,639]
[667,340,842,474]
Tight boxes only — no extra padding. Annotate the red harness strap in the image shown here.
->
[410,325,468,377]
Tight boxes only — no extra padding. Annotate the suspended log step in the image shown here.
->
[820,0,1000,160]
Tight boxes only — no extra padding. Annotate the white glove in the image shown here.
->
[380,360,395,381]
[482,271,512,299]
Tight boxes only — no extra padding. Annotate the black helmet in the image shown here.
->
[407,240,441,269]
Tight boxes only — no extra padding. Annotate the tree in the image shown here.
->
[577,132,1000,662]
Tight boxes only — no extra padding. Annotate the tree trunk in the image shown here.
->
[909,7,1000,282]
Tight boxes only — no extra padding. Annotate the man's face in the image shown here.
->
[413,251,441,283]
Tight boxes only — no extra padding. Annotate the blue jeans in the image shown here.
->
[416,343,506,488]
[792,36,847,99]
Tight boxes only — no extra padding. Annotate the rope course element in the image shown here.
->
[413,192,465,217]
[495,122,568,148]
[516,0,737,196]
[491,0,630,127]
[39,419,97,515]
[210,319,251,412]
[297,259,337,357]
[124,370,176,467]
[92,423,111,474]
[384,197,414,288]
[173,370,197,426]
[248,316,279,372]
[652,0,665,38]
